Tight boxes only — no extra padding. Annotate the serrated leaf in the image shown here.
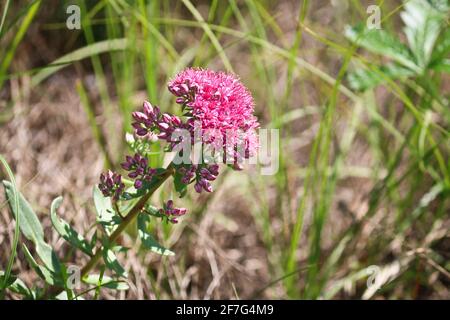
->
[3,180,61,273]
[138,214,175,256]
[102,248,128,278]
[50,196,93,256]
[345,25,419,72]
[83,274,129,290]
[348,63,415,91]
[401,0,448,69]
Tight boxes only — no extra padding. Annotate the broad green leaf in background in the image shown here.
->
[345,0,450,91]
[138,214,175,256]
[430,59,450,73]
[3,180,61,274]
[430,28,450,64]
[50,196,94,256]
[401,0,449,69]
[347,63,415,91]
[345,25,419,72]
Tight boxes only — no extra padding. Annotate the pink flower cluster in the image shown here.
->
[168,68,259,160]
[99,68,259,204]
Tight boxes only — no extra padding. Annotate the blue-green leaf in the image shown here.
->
[93,186,120,235]
[3,180,61,273]
[83,274,129,290]
[348,63,415,91]
[345,25,419,73]
[430,59,450,73]
[401,0,448,68]
[102,248,128,278]
[0,271,31,297]
[22,244,60,286]
[431,28,450,64]
[138,214,175,256]
[50,196,93,256]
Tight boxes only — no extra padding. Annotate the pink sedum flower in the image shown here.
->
[168,68,259,159]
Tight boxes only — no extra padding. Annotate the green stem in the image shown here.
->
[0,154,19,299]
[80,165,174,278]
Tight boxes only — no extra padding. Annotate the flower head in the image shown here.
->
[124,68,260,197]
[168,68,259,159]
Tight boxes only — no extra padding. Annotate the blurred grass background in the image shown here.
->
[0,0,449,299]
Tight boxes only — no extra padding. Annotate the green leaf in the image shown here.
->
[430,27,450,64]
[401,0,448,69]
[102,248,128,278]
[345,25,419,72]
[93,186,120,235]
[3,180,61,273]
[348,63,415,91]
[138,214,175,256]
[8,277,31,297]
[0,272,16,289]
[431,59,450,73]
[50,196,93,256]
[83,274,129,290]
[173,169,188,198]
[0,271,31,297]
[55,291,85,300]
[3,180,44,244]
[22,244,60,286]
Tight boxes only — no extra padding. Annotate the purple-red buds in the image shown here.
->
[121,153,156,189]
[99,170,125,200]
[177,163,218,194]
[160,200,188,224]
